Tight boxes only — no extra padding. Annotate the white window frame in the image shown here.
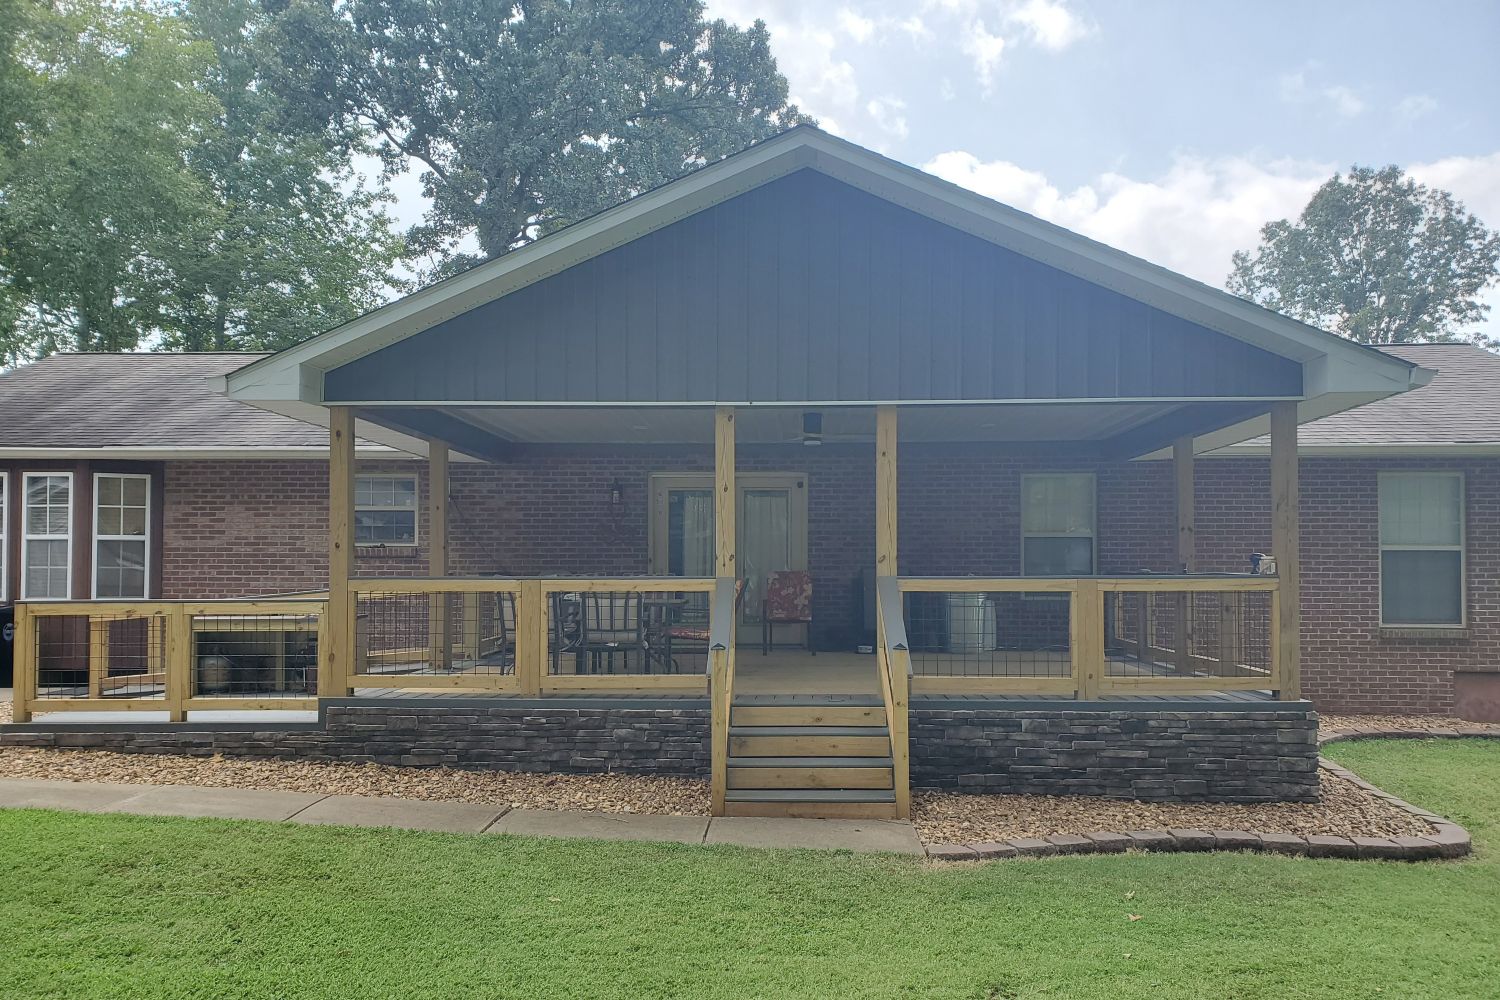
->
[1020,472,1098,580]
[1378,471,1466,628]
[0,471,8,603]
[354,473,420,548]
[92,472,152,600]
[21,471,73,601]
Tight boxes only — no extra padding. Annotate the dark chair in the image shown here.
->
[666,579,744,670]
[578,592,647,673]
[762,570,814,656]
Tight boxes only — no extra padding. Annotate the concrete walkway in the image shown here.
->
[0,778,925,855]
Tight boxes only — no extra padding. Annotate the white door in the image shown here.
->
[649,473,809,642]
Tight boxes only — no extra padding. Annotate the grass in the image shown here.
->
[1,740,1496,1000]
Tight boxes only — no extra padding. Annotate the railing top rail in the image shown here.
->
[707,577,738,652]
[898,575,1279,593]
[17,598,328,617]
[348,575,717,594]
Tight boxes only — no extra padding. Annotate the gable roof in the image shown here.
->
[222,126,1428,439]
[0,353,418,458]
[1213,344,1500,456]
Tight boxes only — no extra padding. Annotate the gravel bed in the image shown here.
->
[911,766,1432,843]
[0,746,710,816]
[1319,713,1500,739]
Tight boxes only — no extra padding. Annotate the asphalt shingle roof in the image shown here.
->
[0,345,1493,454]
[0,352,390,451]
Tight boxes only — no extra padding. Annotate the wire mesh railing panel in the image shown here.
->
[549,589,709,676]
[1104,590,1272,679]
[191,614,320,698]
[905,591,1073,678]
[354,591,516,678]
[33,613,166,701]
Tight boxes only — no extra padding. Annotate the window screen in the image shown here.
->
[95,473,150,598]
[1021,474,1095,576]
[355,475,418,545]
[1379,473,1464,626]
[23,473,71,599]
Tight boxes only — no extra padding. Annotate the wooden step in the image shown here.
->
[729,726,891,758]
[722,789,899,819]
[727,756,894,790]
[732,704,886,727]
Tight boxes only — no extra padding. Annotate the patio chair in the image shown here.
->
[578,591,647,673]
[665,579,745,671]
[762,570,814,656]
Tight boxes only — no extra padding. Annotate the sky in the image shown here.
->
[385,0,1500,340]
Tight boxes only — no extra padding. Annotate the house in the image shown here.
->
[2,127,1488,818]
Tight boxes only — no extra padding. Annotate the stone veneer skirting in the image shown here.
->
[908,705,1321,803]
[3,699,1320,804]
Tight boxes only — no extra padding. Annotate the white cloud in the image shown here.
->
[961,19,1008,93]
[866,96,910,139]
[1006,0,1092,51]
[837,7,875,43]
[1279,68,1365,117]
[1396,94,1439,121]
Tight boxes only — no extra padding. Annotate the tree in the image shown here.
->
[1228,165,1500,346]
[259,0,810,274]
[0,0,403,362]
[0,0,220,356]
[162,0,404,351]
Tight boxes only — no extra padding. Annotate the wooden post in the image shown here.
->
[1073,580,1103,699]
[517,580,546,695]
[427,441,450,670]
[166,606,191,722]
[12,604,33,723]
[876,406,898,578]
[88,617,108,698]
[326,407,356,697]
[1174,436,1196,573]
[1270,401,1301,700]
[715,408,736,579]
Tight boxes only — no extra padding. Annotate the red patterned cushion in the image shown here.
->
[667,625,712,641]
[765,570,812,622]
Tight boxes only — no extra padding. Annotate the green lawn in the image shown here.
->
[3,741,1497,1000]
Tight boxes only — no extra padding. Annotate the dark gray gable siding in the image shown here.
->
[324,170,1302,404]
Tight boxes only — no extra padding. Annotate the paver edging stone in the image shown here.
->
[925,754,1474,863]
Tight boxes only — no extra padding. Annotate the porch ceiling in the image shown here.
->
[359,400,1216,457]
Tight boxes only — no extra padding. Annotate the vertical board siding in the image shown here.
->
[324,170,1303,403]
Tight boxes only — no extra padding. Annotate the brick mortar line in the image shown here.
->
[928,728,1494,863]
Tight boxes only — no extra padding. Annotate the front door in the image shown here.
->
[648,473,809,643]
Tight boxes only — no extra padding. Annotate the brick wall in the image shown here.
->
[157,448,1499,714]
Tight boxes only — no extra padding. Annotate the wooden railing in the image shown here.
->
[875,576,913,818]
[11,598,327,722]
[707,577,738,816]
[896,575,1286,700]
[342,576,719,696]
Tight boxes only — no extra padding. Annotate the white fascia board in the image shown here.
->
[223,126,1426,407]
[1200,443,1500,458]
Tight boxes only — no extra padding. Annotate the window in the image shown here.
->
[1021,473,1096,576]
[0,473,7,602]
[355,475,418,546]
[1380,472,1464,626]
[94,473,150,598]
[22,473,72,599]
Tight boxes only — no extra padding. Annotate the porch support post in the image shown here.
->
[1173,436,1196,572]
[876,406,898,578]
[714,408,736,578]
[427,441,450,669]
[326,406,356,697]
[1270,401,1301,700]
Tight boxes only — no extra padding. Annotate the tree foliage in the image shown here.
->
[260,0,810,273]
[1228,165,1500,346]
[0,0,401,362]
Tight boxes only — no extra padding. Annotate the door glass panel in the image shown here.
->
[740,489,791,624]
[667,488,714,619]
